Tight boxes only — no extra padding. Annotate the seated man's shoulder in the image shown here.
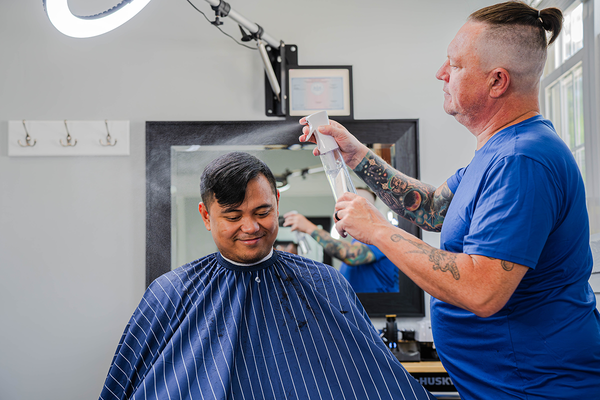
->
[149,253,219,295]
[275,251,351,289]
[276,250,336,270]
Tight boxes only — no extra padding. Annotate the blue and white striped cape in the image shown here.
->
[100,251,434,399]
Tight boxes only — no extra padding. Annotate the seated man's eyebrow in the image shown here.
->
[221,204,272,214]
[221,206,242,214]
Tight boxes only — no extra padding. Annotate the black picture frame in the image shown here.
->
[146,119,424,318]
[286,65,354,119]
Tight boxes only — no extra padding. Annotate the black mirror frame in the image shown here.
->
[146,119,424,318]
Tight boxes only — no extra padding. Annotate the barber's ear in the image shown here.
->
[198,202,211,231]
[489,68,510,98]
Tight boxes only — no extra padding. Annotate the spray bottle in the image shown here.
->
[305,111,356,201]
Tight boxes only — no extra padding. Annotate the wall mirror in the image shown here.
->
[147,119,424,317]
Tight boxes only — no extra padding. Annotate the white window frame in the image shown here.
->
[538,0,600,306]
[539,0,599,237]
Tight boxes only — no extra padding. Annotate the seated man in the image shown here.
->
[99,152,434,400]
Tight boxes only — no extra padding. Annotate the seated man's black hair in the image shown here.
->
[200,152,278,209]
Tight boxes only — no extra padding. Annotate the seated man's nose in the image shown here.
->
[240,219,259,232]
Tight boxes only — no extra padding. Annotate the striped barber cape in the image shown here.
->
[99,250,434,400]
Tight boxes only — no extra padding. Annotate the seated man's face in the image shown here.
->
[199,174,279,264]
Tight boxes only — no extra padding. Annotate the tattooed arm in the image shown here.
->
[297,119,452,231]
[354,150,453,232]
[283,211,375,265]
[332,195,529,317]
[310,229,376,266]
[378,228,528,317]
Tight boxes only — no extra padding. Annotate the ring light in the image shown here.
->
[43,0,153,38]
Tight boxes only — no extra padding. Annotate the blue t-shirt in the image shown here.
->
[340,240,400,293]
[100,251,434,400]
[432,116,600,399]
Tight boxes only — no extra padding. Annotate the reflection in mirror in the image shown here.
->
[170,144,401,294]
[274,217,326,263]
[147,119,424,317]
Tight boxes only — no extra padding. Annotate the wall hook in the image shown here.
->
[60,120,77,147]
[100,120,117,146]
[18,120,37,147]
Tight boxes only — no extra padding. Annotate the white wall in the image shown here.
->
[0,1,497,399]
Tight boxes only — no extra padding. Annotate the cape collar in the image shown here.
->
[217,249,279,272]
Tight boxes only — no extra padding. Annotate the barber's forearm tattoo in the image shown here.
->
[311,229,376,266]
[483,256,515,271]
[391,234,460,280]
[354,150,454,232]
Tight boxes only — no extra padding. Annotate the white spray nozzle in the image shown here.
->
[305,111,339,154]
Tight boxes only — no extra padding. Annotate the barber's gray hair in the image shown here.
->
[469,1,563,47]
[468,1,563,92]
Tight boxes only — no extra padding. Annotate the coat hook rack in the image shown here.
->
[8,120,130,156]
[18,120,37,147]
[60,120,77,147]
[100,120,117,146]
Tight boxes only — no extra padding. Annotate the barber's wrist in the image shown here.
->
[310,228,324,240]
[348,145,370,170]
[309,225,318,235]
[351,148,376,173]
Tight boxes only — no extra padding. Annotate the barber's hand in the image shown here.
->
[334,192,389,244]
[298,118,369,169]
[283,211,318,234]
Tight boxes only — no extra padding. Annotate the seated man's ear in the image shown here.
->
[198,202,211,231]
[276,190,281,214]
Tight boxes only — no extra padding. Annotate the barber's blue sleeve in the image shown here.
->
[463,156,558,268]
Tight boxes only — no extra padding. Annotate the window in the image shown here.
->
[538,0,600,302]
[540,0,599,236]
[543,2,585,178]
[544,2,583,76]
[545,63,585,180]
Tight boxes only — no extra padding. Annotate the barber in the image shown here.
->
[299,2,600,399]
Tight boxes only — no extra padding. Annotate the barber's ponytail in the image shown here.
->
[539,7,563,45]
[469,1,563,48]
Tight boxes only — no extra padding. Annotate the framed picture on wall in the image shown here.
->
[287,65,353,118]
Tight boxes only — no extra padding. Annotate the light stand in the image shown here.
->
[204,0,296,117]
